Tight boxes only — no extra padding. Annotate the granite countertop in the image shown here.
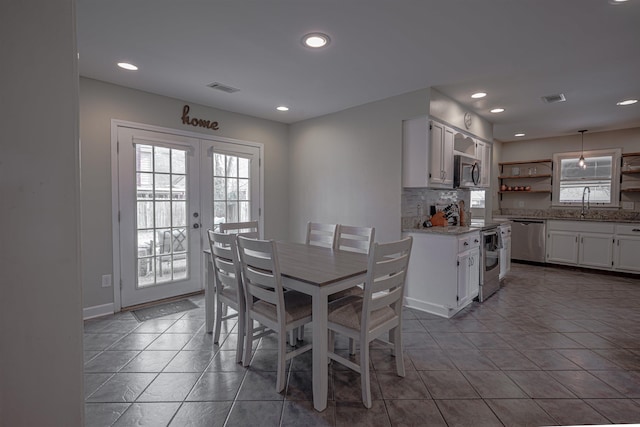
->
[497,215,640,224]
[402,218,506,235]
[403,225,485,236]
[403,226,474,236]
[496,209,640,223]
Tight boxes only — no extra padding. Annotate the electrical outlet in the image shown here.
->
[518,201,525,208]
[622,201,634,210]
[101,274,112,288]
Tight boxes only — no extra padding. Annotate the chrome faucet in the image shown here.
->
[581,186,591,219]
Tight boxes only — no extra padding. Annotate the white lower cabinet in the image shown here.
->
[614,224,640,273]
[546,230,579,265]
[546,220,640,274]
[579,233,614,269]
[403,230,480,318]
[460,247,480,305]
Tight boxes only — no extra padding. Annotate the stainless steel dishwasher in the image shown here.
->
[510,219,546,263]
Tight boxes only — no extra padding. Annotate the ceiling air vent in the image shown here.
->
[541,93,566,104]
[207,82,240,94]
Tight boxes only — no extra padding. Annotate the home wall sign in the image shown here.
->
[181,104,219,131]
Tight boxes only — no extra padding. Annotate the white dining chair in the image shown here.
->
[219,220,259,237]
[207,230,246,362]
[237,236,314,392]
[334,224,375,254]
[214,221,259,320]
[327,236,413,408]
[330,225,376,353]
[305,222,338,248]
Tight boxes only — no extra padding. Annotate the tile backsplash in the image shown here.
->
[402,188,471,229]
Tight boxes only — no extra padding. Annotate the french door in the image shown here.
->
[200,140,261,234]
[115,125,261,308]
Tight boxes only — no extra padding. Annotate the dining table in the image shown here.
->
[204,240,368,411]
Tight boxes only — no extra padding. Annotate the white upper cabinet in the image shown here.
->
[475,140,491,189]
[402,117,453,188]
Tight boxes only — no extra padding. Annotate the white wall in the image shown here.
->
[430,88,493,142]
[498,128,640,211]
[80,78,290,309]
[1,1,83,425]
[500,127,640,161]
[288,89,430,244]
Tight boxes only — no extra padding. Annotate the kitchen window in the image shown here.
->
[470,190,485,208]
[552,148,621,207]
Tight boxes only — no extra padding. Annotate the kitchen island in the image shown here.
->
[402,226,481,318]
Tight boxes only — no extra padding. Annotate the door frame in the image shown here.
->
[110,119,264,312]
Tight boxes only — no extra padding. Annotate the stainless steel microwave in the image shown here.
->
[454,155,481,188]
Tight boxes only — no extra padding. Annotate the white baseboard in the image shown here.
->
[404,296,462,319]
[83,303,115,320]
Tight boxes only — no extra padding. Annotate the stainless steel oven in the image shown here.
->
[479,226,501,302]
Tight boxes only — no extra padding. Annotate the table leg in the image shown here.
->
[312,289,329,411]
[204,254,214,334]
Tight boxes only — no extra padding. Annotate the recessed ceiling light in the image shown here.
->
[514,133,525,137]
[609,0,628,4]
[302,33,330,48]
[117,62,138,71]
[471,92,487,99]
[617,99,638,106]
[276,106,289,112]
[490,108,505,113]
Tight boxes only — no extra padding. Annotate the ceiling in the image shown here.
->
[77,0,640,142]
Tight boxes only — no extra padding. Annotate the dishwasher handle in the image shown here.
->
[513,219,545,225]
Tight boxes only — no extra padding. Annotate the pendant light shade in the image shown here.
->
[578,130,587,169]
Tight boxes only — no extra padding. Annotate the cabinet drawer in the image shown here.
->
[458,232,480,252]
[615,224,640,236]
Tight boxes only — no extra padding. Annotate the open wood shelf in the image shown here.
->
[499,159,553,204]
[498,159,552,166]
[621,188,640,193]
[499,190,551,194]
[498,174,552,179]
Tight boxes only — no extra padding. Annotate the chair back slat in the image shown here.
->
[240,249,275,272]
[219,221,259,238]
[237,236,285,317]
[306,222,338,248]
[334,225,375,254]
[246,281,278,305]
[370,269,406,295]
[369,287,404,312]
[208,230,243,299]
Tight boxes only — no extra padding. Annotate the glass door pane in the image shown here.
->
[212,153,253,229]
[135,144,189,287]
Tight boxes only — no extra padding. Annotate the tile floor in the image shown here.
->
[84,263,640,426]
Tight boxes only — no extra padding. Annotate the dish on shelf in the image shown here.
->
[500,186,532,191]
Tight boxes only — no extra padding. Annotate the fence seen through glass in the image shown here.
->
[135,144,189,287]
[213,153,251,230]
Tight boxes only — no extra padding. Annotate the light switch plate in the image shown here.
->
[622,201,634,210]
[102,274,112,287]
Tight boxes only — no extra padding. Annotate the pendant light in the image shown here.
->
[578,130,587,169]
